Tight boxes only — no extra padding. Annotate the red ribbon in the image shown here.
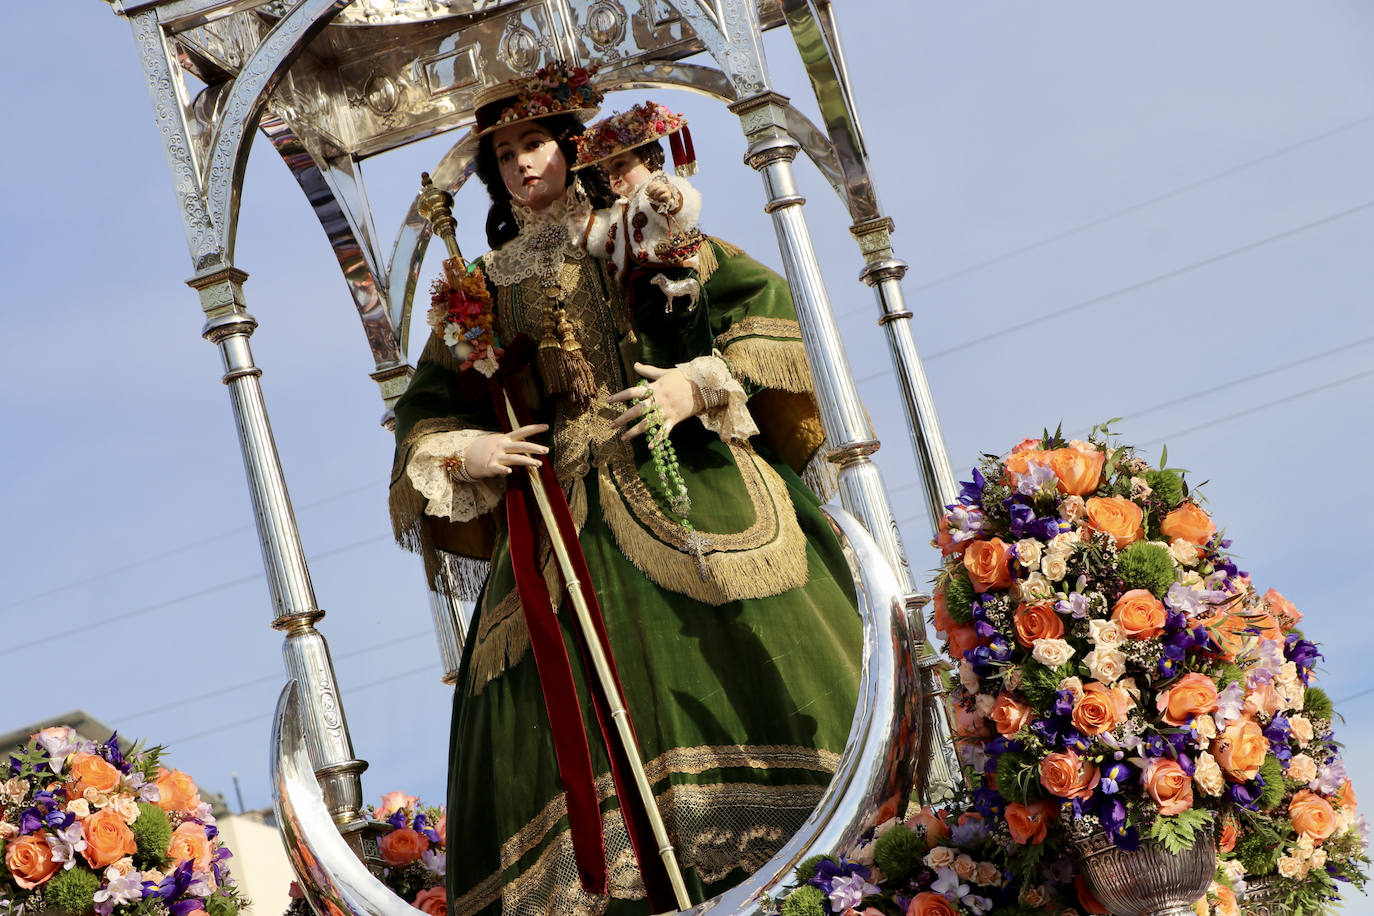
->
[491,379,675,909]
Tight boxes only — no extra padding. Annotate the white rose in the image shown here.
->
[1311,849,1328,870]
[1193,752,1226,797]
[111,794,141,825]
[1287,754,1318,784]
[1083,647,1127,684]
[1015,538,1043,569]
[924,846,957,869]
[1087,618,1125,648]
[1169,538,1199,567]
[1021,571,1054,602]
[1058,676,1085,701]
[0,822,17,840]
[958,660,981,692]
[1041,555,1068,582]
[1194,714,1217,741]
[1334,806,1355,832]
[68,797,92,819]
[1182,570,1203,587]
[953,854,977,881]
[1118,676,1142,701]
[1005,666,1025,690]
[1032,638,1075,668]
[1277,855,1302,879]
[1049,530,1081,552]
[1290,715,1313,746]
[1059,496,1087,523]
[975,693,996,716]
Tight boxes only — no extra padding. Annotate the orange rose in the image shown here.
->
[1005,800,1056,845]
[946,623,990,661]
[380,826,430,867]
[1072,682,1127,737]
[1039,749,1100,800]
[1156,672,1219,726]
[1004,449,1052,481]
[1160,502,1215,546]
[1112,589,1166,639]
[1010,437,1044,455]
[952,704,991,739]
[155,768,201,814]
[5,833,59,889]
[1218,817,1238,854]
[1013,603,1064,648]
[1243,683,1281,719]
[1289,790,1337,842]
[1263,588,1302,631]
[69,752,122,797]
[937,517,972,557]
[167,821,214,871]
[1049,448,1105,497]
[1339,780,1358,812]
[1084,496,1143,548]
[963,538,1014,592]
[1213,884,1239,916]
[1143,758,1193,816]
[991,694,1034,738]
[412,887,446,916]
[83,806,138,869]
[1075,874,1110,915]
[932,588,957,637]
[907,806,950,844]
[434,815,447,843]
[1200,607,1252,661]
[907,891,958,916]
[376,791,420,820]
[1211,718,1266,783]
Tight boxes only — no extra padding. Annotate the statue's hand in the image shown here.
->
[462,424,549,478]
[644,177,682,215]
[610,363,699,449]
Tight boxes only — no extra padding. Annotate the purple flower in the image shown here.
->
[1228,782,1260,811]
[989,635,1014,661]
[828,873,880,911]
[19,808,43,834]
[99,732,129,774]
[1101,761,1133,794]
[1098,795,1128,833]
[958,468,986,506]
[1056,592,1090,619]
[1285,635,1322,681]
[952,817,990,845]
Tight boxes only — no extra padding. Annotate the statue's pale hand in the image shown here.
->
[610,363,699,449]
[463,424,549,478]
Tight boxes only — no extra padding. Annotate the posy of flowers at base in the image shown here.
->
[930,426,1309,885]
[778,804,1022,916]
[282,792,446,916]
[1200,592,1369,916]
[0,727,245,916]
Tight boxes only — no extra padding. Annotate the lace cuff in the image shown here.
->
[406,430,506,523]
[678,353,758,443]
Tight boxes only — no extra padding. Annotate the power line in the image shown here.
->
[842,109,1374,312]
[887,334,1374,495]
[0,534,390,659]
[163,666,436,749]
[856,197,1374,385]
[891,365,1374,527]
[1,481,377,613]
[117,628,434,723]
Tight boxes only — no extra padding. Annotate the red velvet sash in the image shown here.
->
[491,378,675,909]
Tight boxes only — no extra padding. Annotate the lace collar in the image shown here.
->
[483,194,589,287]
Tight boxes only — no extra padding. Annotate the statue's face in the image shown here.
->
[603,151,653,199]
[492,122,567,211]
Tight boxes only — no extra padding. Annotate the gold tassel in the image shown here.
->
[554,306,597,403]
[536,308,570,394]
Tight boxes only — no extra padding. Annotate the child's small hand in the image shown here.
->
[645,177,682,215]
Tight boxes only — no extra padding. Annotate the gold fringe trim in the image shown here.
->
[695,239,719,284]
[388,417,471,550]
[706,235,745,258]
[716,317,815,395]
[597,448,808,605]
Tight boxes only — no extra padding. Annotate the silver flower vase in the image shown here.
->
[1239,875,1286,916]
[1070,825,1216,916]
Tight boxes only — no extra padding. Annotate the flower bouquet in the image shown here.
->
[0,727,244,916]
[283,791,445,916]
[931,426,1283,898]
[426,267,500,377]
[1205,590,1369,915]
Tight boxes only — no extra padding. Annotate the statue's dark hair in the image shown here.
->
[475,113,615,249]
[633,140,666,172]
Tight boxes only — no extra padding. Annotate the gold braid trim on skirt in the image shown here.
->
[454,745,840,916]
[715,317,815,395]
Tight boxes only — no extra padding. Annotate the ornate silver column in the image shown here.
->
[192,268,370,831]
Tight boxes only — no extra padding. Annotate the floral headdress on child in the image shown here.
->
[573,100,697,176]
[472,62,603,137]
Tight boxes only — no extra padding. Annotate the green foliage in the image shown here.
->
[1116,541,1175,597]
[941,569,976,625]
[779,884,827,916]
[792,855,827,886]
[384,862,436,903]
[1212,662,1245,691]
[207,893,242,916]
[132,802,173,870]
[1144,469,1185,510]
[995,752,1043,804]
[1304,687,1334,722]
[1145,808,1214,855]
[1019,662,1075,711]
[872,825,925,883]
[11,740,50,782]
[981,482,1012,526]
[1008,840,1047,887]
[1234,820,1282,876]
[46,865,103,915]
[1258,755,1286,811]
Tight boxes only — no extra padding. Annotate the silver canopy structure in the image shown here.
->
[100,0,964,896]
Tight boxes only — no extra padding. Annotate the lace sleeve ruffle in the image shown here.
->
[405,430,506,522]
[678,353,758,443]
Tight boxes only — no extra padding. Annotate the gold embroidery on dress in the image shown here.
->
[451,745,839,916]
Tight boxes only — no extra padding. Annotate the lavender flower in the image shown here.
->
[828,873,880,911]
[1056,592,1090,619]
[930,867,968,900]
[94,869,145,916]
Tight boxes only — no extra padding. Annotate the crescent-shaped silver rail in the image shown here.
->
[272,504,920,915]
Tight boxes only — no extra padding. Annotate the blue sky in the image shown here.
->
[4,3,1374,910]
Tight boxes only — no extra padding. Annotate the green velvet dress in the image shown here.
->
[388,234,862,916]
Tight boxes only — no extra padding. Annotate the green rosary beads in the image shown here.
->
[638,395,691,518]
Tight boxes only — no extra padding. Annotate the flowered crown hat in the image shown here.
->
[573,100,698,177]
[472,62,603,138]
